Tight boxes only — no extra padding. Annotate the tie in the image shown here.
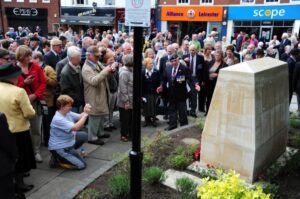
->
[190,56,194,71]
[172,68,176,80]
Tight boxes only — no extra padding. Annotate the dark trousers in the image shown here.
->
[42,106,55,147]
[0,173,14,199]
[168,100,188,128]
[119,107,133,138]
[188,85,197,113]
[206,82,216,114]
[198,85,207,112]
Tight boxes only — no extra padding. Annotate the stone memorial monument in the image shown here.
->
[200,57,289,183]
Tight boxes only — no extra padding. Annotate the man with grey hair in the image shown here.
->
[82,46,117,145]
[44,38,62,69]
[81,36,94,67]
[60,46,84,113]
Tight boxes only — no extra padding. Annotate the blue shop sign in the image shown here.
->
[228,5,300,20]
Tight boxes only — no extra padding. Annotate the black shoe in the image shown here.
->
[16,184,34,193]
[110,125,117,130]
[190,113,197,118]
[103,127,112,132]
[88,140,104,145]
[154,117,159,121]
[152,122,157,127]
[164,126,177,131]
[49,155,60,168]
[99,134,110,139]
[163,115,168,120]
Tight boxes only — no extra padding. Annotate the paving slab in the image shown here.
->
[27,177,82,199]
[162,169,202,190]
[181,138,200,145]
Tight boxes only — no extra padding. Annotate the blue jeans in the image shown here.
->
[53,131,87,169]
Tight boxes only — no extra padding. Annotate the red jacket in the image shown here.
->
[17,62,46,100]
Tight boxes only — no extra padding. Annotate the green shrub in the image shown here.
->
[152,131,171,151]
[108,173,130,197]
[176,177,197,199]
[174,146,185,155]
[143,150,154,166]
[196,117,206,130]
[197,170,270,199]
[76,188,101,199]
[256,181,280,199]
[143,166,165,184]
[289,118,300,128]
[168,154,190,170]
[186,144,199,156]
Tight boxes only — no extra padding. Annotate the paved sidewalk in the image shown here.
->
[25,113,172,199]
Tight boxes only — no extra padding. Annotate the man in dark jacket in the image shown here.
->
[158,54,200,131]
[60,46,84,113]
[287,48,300,104]
[44,38,62,69]
[0,112,18,199]
[182,44,206,117]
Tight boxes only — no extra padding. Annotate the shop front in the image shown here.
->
[160,6,224,44]
[5,7,48,34]
[60,7,115,31]
[228,5,300,42]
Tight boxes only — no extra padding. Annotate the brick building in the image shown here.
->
[158,0,300,44]
[0,0,60,35]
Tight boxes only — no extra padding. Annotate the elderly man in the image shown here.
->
[60,46,84,113]
[82,46,117,145]
[44,38,62,69]
[80,37,94,67]
[189,34,201,52]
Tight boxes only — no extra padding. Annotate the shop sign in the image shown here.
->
[228,5,300,20]
[161,6,223,22]
[5,7,47,18]
[61,7,115,17]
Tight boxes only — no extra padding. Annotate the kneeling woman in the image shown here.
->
[48,95,91,170]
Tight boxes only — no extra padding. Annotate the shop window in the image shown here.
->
[252,21,260,26]
[274,21,283,26]
[265,0,278,3]
[106,0,115,5]
[177,0,189,4]
[201,0,213,4]
[76,0,84,4]
[241,0,255,4]
[284,21,294,26]
[242,21,251,26]
[234,21,242,26]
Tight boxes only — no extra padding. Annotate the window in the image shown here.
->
[29,0,37,2]
[177,0,189,4]
[241,0,255,4]
[4,0,12,2]
[105,0,115,5]
[77,0,84,4]
[265,0,279,3]
[16,0,24,2]
[201,0,213,4]
[43,0,50,3]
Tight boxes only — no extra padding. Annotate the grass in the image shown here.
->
[143,166,165,184]
[108,173,130,197]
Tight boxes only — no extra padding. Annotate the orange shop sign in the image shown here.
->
[161,6,223,22]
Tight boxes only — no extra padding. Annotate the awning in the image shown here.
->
[60,16,114,26]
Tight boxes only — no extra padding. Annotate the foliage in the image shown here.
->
[195,117,206,130]
[143,166,165,184]
[176,177,197,199]
[197,167,218,180]
[168,154,190,170]
[76,188,101,199]
[255,181,280,199]
[197,170,270,199]
[186,144,199,157]
[143,150,154,166]
[108,173,130,197]
[151,131,171,151]
[289,112,300,128]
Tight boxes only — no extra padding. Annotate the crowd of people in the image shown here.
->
[0,25,300,198]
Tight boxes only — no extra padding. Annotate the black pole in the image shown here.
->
[130,26,143,199]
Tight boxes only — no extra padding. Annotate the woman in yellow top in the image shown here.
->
[0,63,36,193]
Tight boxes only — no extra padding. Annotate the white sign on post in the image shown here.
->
[125,0,151,27]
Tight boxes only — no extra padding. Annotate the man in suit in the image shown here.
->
[158,45,175,119]
[60,46,84,113]
[44,38,62,69]
[278,33,291,57]
[183,44,205,117]
[287,48,300,104]
[30,37,43,55]
[157,54,200,131]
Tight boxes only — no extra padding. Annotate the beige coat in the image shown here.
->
[0,82,35,133]
[82,60,110,116]
[43,65,57,107]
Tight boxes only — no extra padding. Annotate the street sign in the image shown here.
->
[125,0,151,27]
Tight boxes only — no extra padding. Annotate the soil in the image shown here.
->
[76,125,300,199]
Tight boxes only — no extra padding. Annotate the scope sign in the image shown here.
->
[253,9,285,19]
